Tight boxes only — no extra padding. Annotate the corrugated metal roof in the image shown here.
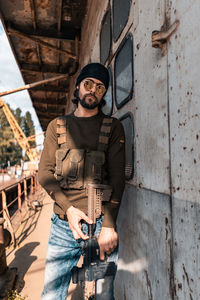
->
[0,0,87,130]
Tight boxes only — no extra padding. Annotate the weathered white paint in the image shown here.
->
[168,1,200,299]
[168,0,200,203]
[115,185,172,300]
[133,0,170,194]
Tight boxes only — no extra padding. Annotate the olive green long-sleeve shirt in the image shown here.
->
[38,111,125,227]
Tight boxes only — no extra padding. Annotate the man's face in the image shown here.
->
[78,77,106,109]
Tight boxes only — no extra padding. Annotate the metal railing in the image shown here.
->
[0,173,38,247]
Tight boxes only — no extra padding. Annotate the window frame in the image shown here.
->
[112,0,132,43]
[114,33,134,109]
[102,66,113,116]
[100,8,112,65]
[119,112,135,180]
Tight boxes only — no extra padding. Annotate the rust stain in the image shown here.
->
[38,0,50,9]
[123,285,127,300]
[182,264,193,294]
[144,270,153,300]
[165,217,168,240]
[21,48,35,60]
[169,237,175,299]
[136,43,140,50]
[178,283,182,290]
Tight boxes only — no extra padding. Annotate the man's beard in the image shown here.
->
[79,93,99,109]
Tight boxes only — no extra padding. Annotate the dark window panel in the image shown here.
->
[120,113,134,180]
[114,34,133,108]
[102,67,113,116]
[112,0,132,42]
[100,9,111,64]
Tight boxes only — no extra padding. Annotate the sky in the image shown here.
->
[0,20,44,148]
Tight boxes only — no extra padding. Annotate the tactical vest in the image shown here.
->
[54,115,113,190]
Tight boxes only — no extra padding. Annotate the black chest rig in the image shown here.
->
[54,116,113,190]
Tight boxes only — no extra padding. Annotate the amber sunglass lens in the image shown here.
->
[96,86,106,95]
[84,80,93,91]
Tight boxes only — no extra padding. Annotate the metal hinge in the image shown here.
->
[152,20,180,55]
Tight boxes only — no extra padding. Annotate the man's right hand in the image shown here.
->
[66,206,93,240]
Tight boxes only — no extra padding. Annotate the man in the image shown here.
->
[38,63,125,299]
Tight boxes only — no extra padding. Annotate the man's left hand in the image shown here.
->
[97,227,118,260]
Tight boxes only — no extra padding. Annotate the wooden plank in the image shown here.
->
[7,28,76,58]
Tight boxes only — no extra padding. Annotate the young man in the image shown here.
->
[38,63,125,299]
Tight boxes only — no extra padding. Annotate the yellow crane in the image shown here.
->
[0,97,38,161]
[0,75,66,162]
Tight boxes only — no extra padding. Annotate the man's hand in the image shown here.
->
[97,227,118,260]
[66,206,93,240]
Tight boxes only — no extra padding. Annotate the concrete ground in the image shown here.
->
[6,188,81,300]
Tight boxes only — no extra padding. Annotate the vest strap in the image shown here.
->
[98,117,113,152]
[57,117,69,147]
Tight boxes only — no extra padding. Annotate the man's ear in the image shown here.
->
[73,86,79,98]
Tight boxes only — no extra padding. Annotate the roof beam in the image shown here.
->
[33,102,66,108]
[31,86,68,93]
[57,0,63,33]
[32,98,67,105]
[7,27,76,59]
[36,107,65,114]
[21,68,64,75]
[36,111,62,118]
[7,24,79,42]
[20,62,69,74]
[29,0,37,31]
[0,74,67,97]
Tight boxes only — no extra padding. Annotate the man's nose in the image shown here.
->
[90,84,97,93]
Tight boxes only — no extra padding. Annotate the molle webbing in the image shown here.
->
[56,117,70,148]
[98,117,113,151]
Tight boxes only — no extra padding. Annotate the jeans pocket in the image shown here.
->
[51,213,58,224]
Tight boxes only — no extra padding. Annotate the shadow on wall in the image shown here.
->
[114,184,172,300]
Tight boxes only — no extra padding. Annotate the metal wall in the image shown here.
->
[72,0,200,299]
[168,1,200,299]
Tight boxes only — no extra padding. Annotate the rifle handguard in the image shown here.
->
[87,184,112,223]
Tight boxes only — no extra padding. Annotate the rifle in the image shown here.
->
[71,183,117,299]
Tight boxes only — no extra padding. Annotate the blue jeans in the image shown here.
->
[41,213,118,300]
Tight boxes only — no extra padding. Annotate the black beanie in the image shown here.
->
[75,63,109,90]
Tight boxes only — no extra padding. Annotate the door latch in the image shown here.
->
[152,20,180,55]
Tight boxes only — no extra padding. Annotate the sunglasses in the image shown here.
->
[83,79,106,96]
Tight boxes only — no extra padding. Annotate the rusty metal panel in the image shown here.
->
[168,1,200,203]
[172,198,200,300]
[115,185,172,300]
[168,1,200,299]
[134,0,170,194]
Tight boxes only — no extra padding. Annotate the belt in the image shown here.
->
[57,214,68,221]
